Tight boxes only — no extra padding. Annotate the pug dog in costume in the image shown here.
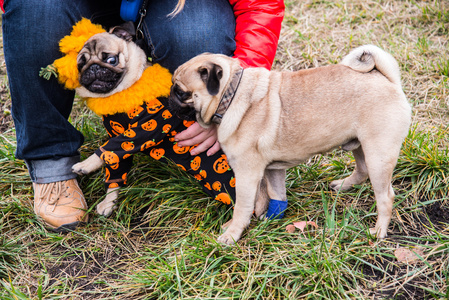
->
[48,18,237,216]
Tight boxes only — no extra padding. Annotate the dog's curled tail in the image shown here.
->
[340,44,401,86]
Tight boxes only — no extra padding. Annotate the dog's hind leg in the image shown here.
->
[265,169,287,201]
[361,144,401,238]
[264,169,289,219]
[254,169,287,218]
[254,176,269,219]
[330,146,369,191]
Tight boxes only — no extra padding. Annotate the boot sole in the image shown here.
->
[45,221,85,233]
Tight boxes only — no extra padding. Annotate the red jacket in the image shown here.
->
[230,0,285,69]
[0,0,284,69]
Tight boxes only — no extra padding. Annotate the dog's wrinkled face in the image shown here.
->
[77,33,125,94]
[169,53,241,127]
[76,22,148,98]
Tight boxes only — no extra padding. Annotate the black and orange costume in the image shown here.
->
[87,65,235,205]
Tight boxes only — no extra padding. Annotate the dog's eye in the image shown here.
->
[104,55,118,66]
[199,68,208,79]
[77,55,87,71]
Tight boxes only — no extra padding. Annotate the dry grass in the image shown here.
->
[1,0,449,299]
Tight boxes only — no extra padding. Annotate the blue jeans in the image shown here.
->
[2,0,236,183]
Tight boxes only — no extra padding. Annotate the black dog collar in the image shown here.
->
[211,67,244,124]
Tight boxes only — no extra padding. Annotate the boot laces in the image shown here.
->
[38,181,70,209]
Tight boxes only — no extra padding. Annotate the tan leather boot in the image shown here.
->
[33,179,89,232]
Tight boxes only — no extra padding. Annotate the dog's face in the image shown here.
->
[75,22,148,98]
[169,53,241,126]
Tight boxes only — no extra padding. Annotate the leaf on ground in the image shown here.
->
[286,221,318,233]
[394,247,424,263]
[286,224,296,233]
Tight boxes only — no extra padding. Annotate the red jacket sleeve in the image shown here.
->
[0,0,4,12]
[229,0,285,70]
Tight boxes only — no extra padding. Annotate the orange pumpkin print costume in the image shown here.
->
[95,97,235,205]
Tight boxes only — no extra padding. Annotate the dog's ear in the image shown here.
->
[109,21,136,42]
[199,63,223,96]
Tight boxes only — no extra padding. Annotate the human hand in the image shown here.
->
[175,122,220,156]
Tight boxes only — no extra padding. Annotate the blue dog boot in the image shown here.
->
[266,199,288,219]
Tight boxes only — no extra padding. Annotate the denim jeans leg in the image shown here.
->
[2,0,121,184]
[142,0,236,73]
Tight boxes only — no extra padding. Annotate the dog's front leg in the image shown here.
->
[72,154,104,175]
[217,165,265,246]
[96,187,120,217]
[72,154,121,216]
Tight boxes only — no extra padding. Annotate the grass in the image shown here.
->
[1,0,449,299]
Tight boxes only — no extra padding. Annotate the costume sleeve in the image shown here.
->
[229,0,285,69]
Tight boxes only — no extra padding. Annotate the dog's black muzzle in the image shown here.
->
[168,84,196,121]
[80,63,123,94]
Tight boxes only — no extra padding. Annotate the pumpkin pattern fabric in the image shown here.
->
[95,97,236,205]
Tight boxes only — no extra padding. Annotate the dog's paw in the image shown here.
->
[72,154,104,175]
[217,233,237,246]
[96,200,117,217]
[217,228,242,246]
[329,179,352,191]
[72,161,92,175]
[96,188,119,217]
[369,227,388,239]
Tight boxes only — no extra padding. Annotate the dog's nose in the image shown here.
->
[89,64,101,72]
[174,86,184,100]
[171,84,192,104]
[170,84,181,97]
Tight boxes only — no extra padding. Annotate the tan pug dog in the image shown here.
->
[71,22,149,216]
[169,45,412,245]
